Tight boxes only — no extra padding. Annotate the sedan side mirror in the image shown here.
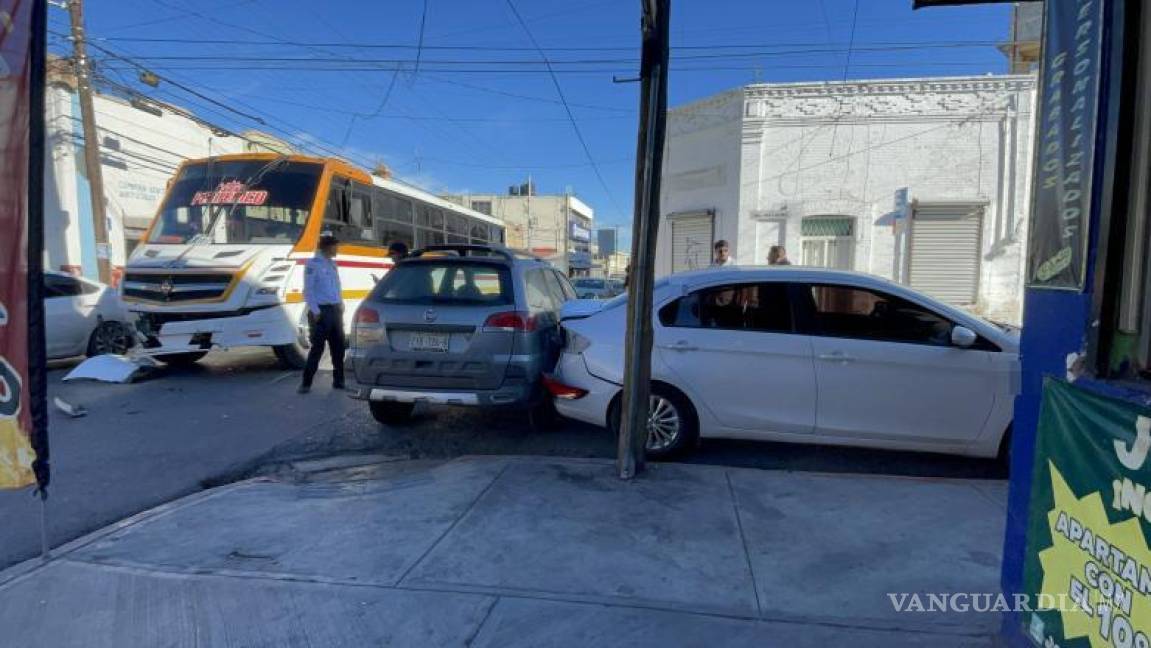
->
[951,325,978,348]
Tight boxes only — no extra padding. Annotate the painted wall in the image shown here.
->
[657,88,744,277]
[661,76,1037,324]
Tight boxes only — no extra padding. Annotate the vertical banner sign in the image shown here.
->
[1022,380,1151,647]
[0,0,38,489]
[1026,0,1105,290]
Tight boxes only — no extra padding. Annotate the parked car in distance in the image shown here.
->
[348,245,576,426]
[571,277,623,300]
[44,270,134,360]
[547,266,1019,460]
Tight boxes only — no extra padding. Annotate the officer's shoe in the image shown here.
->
[297,384,311,394]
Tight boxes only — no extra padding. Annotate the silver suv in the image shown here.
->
[348,245,576,425]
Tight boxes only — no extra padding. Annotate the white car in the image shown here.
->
[548,267,1019,460]
[44,271,133,360]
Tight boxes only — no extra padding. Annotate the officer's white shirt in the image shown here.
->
[711,257,734,267]
[303,254,342,315]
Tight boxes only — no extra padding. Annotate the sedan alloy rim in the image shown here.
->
[93,322,129,355]
[646,395,681,451]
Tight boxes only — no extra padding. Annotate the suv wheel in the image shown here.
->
[370,401,415,425]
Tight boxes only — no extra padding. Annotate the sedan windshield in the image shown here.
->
[147,159,322,245]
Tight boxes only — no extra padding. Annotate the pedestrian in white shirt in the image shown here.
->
[299,233,345,393]
[712,240,733,267]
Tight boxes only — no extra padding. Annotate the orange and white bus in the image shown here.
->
[122,153,504,367]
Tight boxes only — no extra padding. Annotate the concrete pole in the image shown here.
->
[618,0,670,479]
[67,0,111,283]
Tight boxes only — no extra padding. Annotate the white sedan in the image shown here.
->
[548,267,1018,460]
[44,271,134,360]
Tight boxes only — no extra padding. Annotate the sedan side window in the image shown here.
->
[807,284,952,346]
[659,283,793,333]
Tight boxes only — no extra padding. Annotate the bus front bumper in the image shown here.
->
[130,305,302,354]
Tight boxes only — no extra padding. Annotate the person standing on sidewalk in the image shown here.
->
[767,245,792,265]
[299,233,345,394]
[711,240,733,267]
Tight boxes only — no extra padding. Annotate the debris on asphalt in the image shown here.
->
[63,354,161,384]
[53,397,87,418]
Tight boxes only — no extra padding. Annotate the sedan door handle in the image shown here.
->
[661,341,698,352]
[817,351,855,363]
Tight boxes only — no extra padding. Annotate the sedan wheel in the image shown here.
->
[87,321,133,357]
[610,384,698,459]
[646,395,682,452]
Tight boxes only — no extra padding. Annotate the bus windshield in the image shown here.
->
[147,159,323,245]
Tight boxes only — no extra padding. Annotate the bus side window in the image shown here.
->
[349,184,372,242]
[324,178,349,229]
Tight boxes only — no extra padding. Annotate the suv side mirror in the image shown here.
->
[951,325,977,348]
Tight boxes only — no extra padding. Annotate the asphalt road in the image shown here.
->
[0,349,1005,570]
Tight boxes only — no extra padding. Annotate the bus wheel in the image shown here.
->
[273,343,308,370]
[157,352,207,367]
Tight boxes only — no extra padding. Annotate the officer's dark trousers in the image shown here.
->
[302,304,345,388]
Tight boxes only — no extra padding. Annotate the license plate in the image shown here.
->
[409,332,449,353]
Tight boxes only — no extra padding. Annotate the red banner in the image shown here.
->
[0,0,37,489]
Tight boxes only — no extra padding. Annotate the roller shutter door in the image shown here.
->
[670,213,714,272]
[908,204,983,305]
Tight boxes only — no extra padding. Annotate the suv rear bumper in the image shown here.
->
[348,382,534,407]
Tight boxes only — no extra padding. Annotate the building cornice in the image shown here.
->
[743,75,1036,100]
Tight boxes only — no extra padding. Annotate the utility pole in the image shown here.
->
[67,0,112,283]
[562,186,570,276]
[618,0,671,479]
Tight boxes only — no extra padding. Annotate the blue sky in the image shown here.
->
[49,0,1013,242]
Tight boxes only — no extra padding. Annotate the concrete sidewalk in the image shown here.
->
[0,456,1007,647]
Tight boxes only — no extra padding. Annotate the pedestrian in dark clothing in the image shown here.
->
[387,241,409,264]
[299,233,345,394]
[768,245,792,265]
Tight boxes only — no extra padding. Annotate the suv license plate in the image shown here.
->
[409,332,449,352]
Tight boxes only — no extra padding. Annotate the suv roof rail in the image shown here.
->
[409,244,542,262]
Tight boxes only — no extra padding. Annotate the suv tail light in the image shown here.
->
[483,311,537,332]
[353,307,384,347]
[355,307,380,324]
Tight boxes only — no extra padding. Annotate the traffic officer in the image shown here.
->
[298,232,345,393]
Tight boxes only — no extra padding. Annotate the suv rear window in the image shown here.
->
[373,262,513,305]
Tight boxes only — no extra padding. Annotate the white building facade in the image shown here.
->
[44,70,289,280]
[659,75,1036,324]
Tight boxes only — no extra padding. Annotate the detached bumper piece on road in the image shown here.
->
[0,456,1004,647]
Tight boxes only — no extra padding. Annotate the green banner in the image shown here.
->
[1022,379,1151,647]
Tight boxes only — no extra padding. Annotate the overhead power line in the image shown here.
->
[503,0,622,219]
[77,42,1008,66]
[94,61,1004,74]
[54,32,268,125]
[92,35,1004,52]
